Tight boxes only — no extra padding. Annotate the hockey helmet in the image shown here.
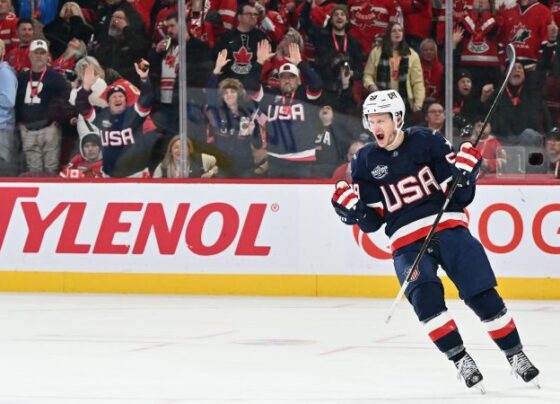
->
[362,90,406,131]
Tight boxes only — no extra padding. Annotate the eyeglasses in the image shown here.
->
[242,12,259,17]
[428,110,444,114]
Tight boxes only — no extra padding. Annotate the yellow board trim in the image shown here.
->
[0,272,559,299]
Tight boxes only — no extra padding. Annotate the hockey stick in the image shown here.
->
[385,44,517,324]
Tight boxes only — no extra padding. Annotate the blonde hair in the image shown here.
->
[59,2,89,25]
[161,136,194,175]
[75,56,106,82]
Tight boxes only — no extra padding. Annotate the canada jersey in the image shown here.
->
[351,127,471,252]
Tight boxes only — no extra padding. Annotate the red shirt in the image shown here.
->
[5,45,31,73]
[0,12,19,52]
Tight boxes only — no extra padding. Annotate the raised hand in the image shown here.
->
[256,39,275,64]
[285,42,302,65]
[82,63,96,91]
[134,59,150,80]
[213,49,231,75]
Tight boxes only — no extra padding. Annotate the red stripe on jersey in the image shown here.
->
[83,107,95,121]
[391,219,468,252]
[488,319,516,339]
[428,320,458,341]
[135,102,151,114]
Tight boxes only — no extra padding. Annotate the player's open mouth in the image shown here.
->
[375,133,385,142]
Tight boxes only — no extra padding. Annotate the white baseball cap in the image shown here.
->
[279,63,299,77]
[30,39,49,52]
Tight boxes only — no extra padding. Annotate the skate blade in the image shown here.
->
[473,382,486,395]
[530,377,541,389]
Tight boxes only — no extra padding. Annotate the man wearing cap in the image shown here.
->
[251,40,323,178]
[16,38,71,174]
[76,60,157,177]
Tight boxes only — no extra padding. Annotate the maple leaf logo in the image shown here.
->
[233,46,253,65]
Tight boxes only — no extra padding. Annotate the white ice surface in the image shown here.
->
[0,294,558,404]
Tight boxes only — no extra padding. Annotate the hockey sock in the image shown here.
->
[423,310,466,361]
[465,288,522,356]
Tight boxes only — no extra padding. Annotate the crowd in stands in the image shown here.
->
[0,0,559,179]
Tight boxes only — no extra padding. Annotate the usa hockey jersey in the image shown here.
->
[76,79,157,177]
[351,127,476,252]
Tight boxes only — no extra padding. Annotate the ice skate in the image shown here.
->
[455,353,485,393]
[508,351,540,388]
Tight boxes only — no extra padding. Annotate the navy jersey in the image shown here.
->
[351,126,477,252]
[76,80,156,177]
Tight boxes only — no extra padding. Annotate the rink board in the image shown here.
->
[0,181,558,298]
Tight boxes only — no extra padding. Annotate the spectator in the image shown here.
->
[93,6,150,87]
[259,28,303,89]
[363,22,425,118]
[43,1,93,59]
[251,0,287,46]
[347,0,398,54]
[5,18,34,73]
[206,49,263,178]
[149,11,211,137]
[331,140,365,181]
[305,4,363,110]
[312,105,351,177]
[419,38,444,106]
[498,0,557,71]
[0,0,19,53]
[544,127,560,175]
[471,119,506,174]
[491,62,549,146]
[252,40,323,178]
[453,69,490,132]
[16,39,72,174]
[455,0,501,91]
[213,3,269,87]
[76,61,157,177]
[153,135,218,178]
[0,38,17,176]
[400,0,432,51]
[59,132,103,178]
[51,38,86,77]
[16,0,58,25]
[424,102,445,134]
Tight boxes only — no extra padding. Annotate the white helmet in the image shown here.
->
[362,90,406,132]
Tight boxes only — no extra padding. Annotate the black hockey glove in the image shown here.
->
[331,181,367,225]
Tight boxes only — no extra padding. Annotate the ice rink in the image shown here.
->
[0,293,558,404]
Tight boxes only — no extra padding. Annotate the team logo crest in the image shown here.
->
[371,165,388,179]
[511,23,531,44]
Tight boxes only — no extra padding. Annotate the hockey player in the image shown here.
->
[331,89,540,391]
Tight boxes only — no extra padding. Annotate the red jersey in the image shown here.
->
[259,10,287,45]
[5,45,31,74]
[60,155,103,178]
[476,136,503,173]
[0,12,18,52]
[459,11,500,67]
[398,0,432,39]
[499,2,553,67]
[51,54,80,75]
[348,0,398,53]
